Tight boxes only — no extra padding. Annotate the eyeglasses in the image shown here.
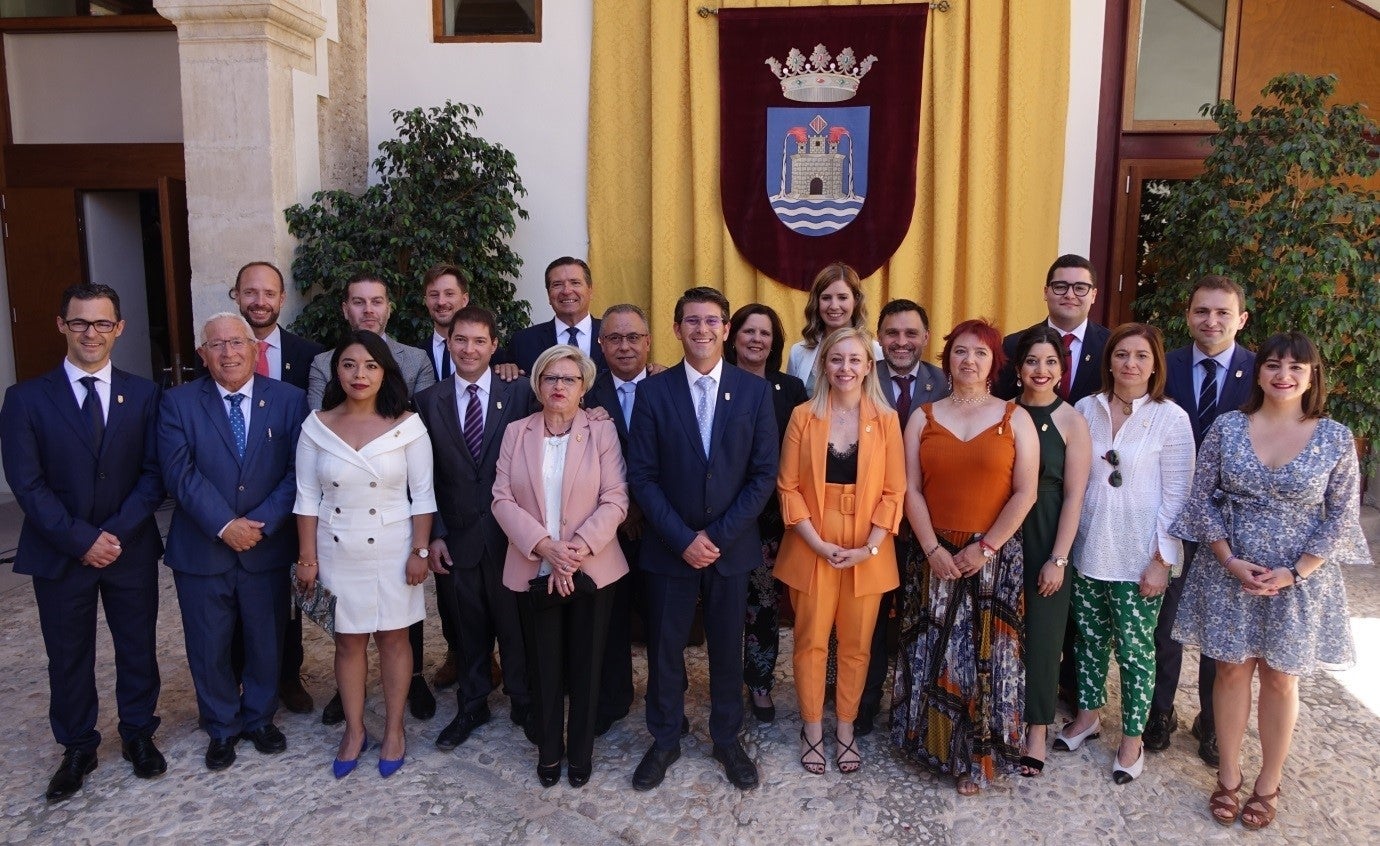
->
[62,318,118,334]
[1102,449,1122,487]
[540,374,582,388]
[204,338,253,352]
[601,332,647,345]
[678,316,724,329]
[1047,281,1095,297]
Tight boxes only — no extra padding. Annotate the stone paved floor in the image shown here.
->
[0,500,1376,845]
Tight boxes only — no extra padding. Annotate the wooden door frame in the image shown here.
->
[1106,158,1205,328]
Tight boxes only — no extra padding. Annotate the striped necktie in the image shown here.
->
[1198,358,1219,426]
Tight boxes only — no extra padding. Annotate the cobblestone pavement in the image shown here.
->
[0,502,1376,845]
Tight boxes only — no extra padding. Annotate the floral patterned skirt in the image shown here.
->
[891,528,1025,786]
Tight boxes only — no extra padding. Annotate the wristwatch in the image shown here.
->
[1050,556,1069,568]
[1288,563,1304,584]
[868,545,880,557]
[977,539,997,560]
[412,547,430,559]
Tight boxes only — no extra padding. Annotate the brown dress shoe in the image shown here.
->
[278,678,314,714]
[431,651,459,689]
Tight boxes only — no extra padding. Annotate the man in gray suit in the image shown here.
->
[307,271,438,723]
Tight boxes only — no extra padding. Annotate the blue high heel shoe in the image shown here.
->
[332,733,370,779]
[378,745,406,779]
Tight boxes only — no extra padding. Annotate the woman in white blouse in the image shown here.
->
[492,345,629,789]
[786,262,882,396]
[1054,323,1194,785]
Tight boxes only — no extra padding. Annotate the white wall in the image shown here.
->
[365,0,592,318]
[81,192,154,380]
[1058,0,1106,258]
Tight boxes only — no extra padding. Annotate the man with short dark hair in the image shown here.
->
[995,254,1110,403]
[2,284,167,802]
[414,305,537,749]
[1145,275,1254,766]
[502,257,607,374]
[627,287,779,792]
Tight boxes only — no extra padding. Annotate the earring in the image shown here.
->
[1015,377,1023,388]
[947,375,953,392]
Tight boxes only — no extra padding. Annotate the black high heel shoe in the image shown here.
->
[567,763,591,788]
[537,761,561,787]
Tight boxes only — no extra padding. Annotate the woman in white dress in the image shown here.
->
[294,330,436,779]
[786,262,882,396]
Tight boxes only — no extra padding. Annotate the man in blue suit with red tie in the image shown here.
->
[2,284,166,803]
[159,312,306,771]
[626,287,779,791]
[1144,275,1254,767]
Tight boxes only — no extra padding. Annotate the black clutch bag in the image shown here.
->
[291,564,337,636]
[527,569,597,610]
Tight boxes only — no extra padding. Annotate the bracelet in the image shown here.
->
[296,560,318,568]
[1223,556,1240,568]
[978,539,998,555]
[923,542,941,557]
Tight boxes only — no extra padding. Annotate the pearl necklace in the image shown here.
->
[950,393,990,406]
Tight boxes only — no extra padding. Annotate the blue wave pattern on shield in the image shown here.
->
[766,106,869,236]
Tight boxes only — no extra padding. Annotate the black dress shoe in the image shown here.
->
[749,698,776,724]
[121,736,167,779]
[435,706,490,751]
[1192,715,1220,767]
[205,736,239,771]
[537,761,561,787]
[568,763,591,788]
[712,741,760,790]
[1143,708,1175,752]
[632,744,681,791]
[278,678,314,715]
[854,703,878,737]
[321,691,345,726]
[45,749,97,803]
[408,674,437,720]
[510,700,531,728]
[242,723,287,754]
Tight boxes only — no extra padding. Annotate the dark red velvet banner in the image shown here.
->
[718,5,928,291]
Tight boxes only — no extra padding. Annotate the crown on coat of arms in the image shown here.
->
[764,44,877,103]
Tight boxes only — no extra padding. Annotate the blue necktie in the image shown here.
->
[695,375,714,458]
[565,326,579,351]
[618,382,636,430]
[226,393,247,459]
[79,375,105,450]
[1198,358,1218,426]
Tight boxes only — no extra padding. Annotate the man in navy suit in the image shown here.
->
[855,299,950,735]
[501,257,607,374]
[626,287,779,791]
[1144,275,1254,767]
[995,254,1111,404]
[1,284,166,803]
[587,304,655,736]
[228,261,323,714]
[159,313,306,771]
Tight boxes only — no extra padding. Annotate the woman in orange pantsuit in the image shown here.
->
[775,327,905,775]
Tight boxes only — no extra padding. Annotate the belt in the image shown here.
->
[822,483,858,515]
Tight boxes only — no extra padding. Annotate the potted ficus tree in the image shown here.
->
[1134,72,1380,491]
[285,101,530,346]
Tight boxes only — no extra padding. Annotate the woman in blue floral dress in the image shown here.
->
[1171,332,1368,831]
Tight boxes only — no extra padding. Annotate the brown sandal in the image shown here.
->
[1209,778,1242,826]
[1240,785,1280,830]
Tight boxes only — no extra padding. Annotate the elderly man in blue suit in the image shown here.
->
[626,287,779,791]
[1144,275,1254,767]
[160,312,306,771]
[2,283,166,803]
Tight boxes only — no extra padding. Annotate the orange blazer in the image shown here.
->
[491,409,630,592]
[774,397,904,597]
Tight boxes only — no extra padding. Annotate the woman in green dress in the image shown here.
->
[1013,326,1091,775]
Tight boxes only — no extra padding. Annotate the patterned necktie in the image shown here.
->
[225,393,247,459]
[439,339,452,380]
[565,326,579,350]
[463,383,484,462]
[618,382,636,430]
[1198,358,1219,426]
[79,375,105,450]
[255,341,270,377]
[1058,333,1076,399]
[892,374,915,429]
[695,375,714,458]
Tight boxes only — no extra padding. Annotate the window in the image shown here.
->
[1121,0,1240,131]
[0,0,155,17]
[433,0,540,43]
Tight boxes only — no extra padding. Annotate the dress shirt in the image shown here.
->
[257,326,283,379]
[431,332,450,379]
[554,314,595,358]
[882,362,920,405]
[454,368,492,432]
[1048,318,1090,389]
[64,359,112,423]
[1190,343,1237,398]
[538,431,571,577]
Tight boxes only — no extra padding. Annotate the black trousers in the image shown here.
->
[597,534,640,722]
[452,559,529,713]
[517,583,615,769]
[1151,541,1215,723]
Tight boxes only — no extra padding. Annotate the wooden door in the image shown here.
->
[158,176,195,384]
[1,187,84,380]
[1106,159,1205,328]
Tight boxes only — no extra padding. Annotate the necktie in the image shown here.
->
[79,375,105,450]
[463,383,484,462]
[226,393,247,459]
[618,382,636,430]
[1058,333,1076,399]
[892,374,915,429]
[1198,358,1219,426]
[439,340,452,380]
[695,375,714,458]
[255,341,270,377]
[565,326,579,350]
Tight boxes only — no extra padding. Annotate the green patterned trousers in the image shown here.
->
[1071,572,1163,737]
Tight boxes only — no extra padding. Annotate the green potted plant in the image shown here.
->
[285,101,530,346]
[1134,72,1379,479]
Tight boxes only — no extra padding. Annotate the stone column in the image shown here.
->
[153,0,326,325]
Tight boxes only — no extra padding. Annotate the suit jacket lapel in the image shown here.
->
[483,379,517,462]
[669,363,705,463]
[560,412,592,509]
[199,380,242,462]
[520,417,546,524]
[707,366,737,458]
[1223,347,1253,408]
[98,369,134,461]
[41,368,99,456]
[434,378,469,464]
[240,376,271,467]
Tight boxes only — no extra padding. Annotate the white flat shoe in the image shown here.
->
[1053,719,1101,751]
[1112,746,1144,784]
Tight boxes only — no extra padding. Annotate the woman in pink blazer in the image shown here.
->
[492,345,629,789]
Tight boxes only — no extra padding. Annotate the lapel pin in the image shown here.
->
[496,401,503,410]
[865,424,873,433]
[394,430,401,437]
[924,383,933,392]
[1084,353,1092,362]
[116,395,125,404]
[267,428,273,439]
[1041,423,1049,432]
[285,362,292,371]
[258,399,266,408]
[1234,370,1242,378]
[576,433,584,442]
[774,383,780,391]
[724,392,731,401]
